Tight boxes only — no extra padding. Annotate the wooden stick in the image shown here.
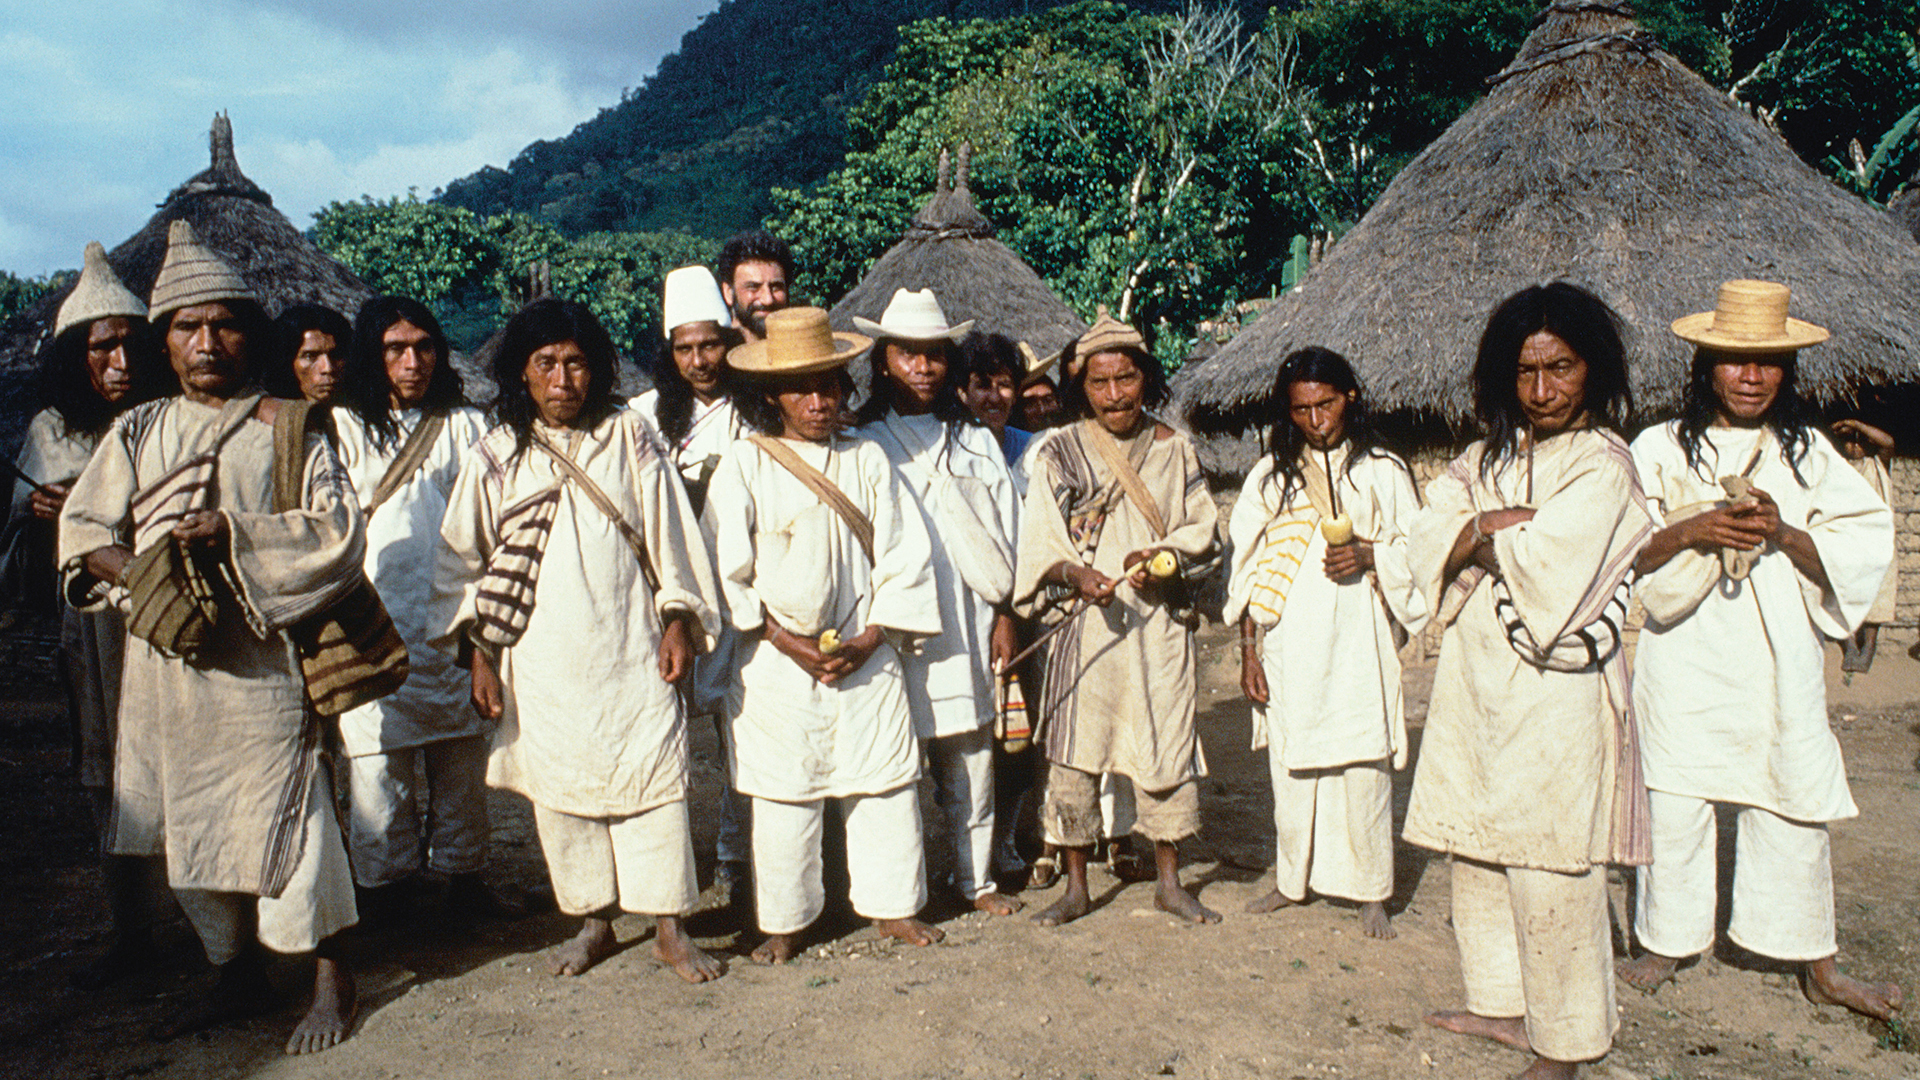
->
[0,457,57,500]
[1001,597,1088,671]
[1323,446,1340,516]
[1525,423,1535,505]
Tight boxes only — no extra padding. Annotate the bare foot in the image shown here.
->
[1155,880,1221,924]
[1360,900,1395,940]
[874,918,944,947]
[750,932,800,965]
[1244,888,1294,914]
[1515,1055,1578,1079]
[1424,1010,1533,1053]
[151,951,277,1041]
[651,915,723,983]
[285,957,355,1055]
[1617,951,1680,992]
[1804,956,1903,1020]
[972,890,1023,916]
[549,917,617,976]
[1032,890,1091,927]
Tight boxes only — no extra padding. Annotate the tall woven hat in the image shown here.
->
[729,307,870,375]
[1671,279,1828,353]
[149,219,254,322]
[55,241,147,337]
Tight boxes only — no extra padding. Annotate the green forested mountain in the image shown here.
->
[433,0,1270,236]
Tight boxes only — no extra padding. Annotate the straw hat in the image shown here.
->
[1016,340,1058,387]
[1671,279,1829,352]
[55,242,147,337]
[1075,306,1148,359]
[149,219,254,322]
[852,287,973,342]
[729,307,870,375]
[661,265,731,337]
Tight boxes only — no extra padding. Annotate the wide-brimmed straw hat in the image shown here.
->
[56,241,147,337]
[852,287,974,342]
[1016,340,1058,387]
[729,307,870,375]
[1671,279,1829,352]
[149,220,254,322]
[661,265,731,337]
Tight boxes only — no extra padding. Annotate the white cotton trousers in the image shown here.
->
[1633,789,1836,962]
[531,800,699,917]
[1268,757,1393,903]
[1101,773,1136,839]
[929,729,998,899]
[344,734,491,887]
[752,785,926,934]
[174,767,358,965]
[1450,857,1616,1063]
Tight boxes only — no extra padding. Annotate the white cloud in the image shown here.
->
[0,1,718,275]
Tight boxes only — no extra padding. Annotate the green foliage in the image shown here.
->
[310,201,714,356]
[0,270,72,326]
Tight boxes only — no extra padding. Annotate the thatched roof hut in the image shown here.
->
[1174,0,1920,475]
[0,114,374,443]
[829,145,1087,371]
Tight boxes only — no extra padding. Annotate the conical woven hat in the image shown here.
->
[55,241,147,337]
[729,307,870,375]
[1671,279,1828,352]
[149,219,253,321]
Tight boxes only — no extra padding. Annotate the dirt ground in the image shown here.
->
[3,620,1917,1080]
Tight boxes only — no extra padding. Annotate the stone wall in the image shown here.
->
[1891,458,1920,627]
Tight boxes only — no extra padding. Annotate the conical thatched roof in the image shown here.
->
[1174,0,1920,474]
[830,145,1088,369]
[0,115,374,445]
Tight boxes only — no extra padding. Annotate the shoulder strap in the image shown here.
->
[1081,421,1167,540]
[748,433,876,564]
[364,412,447,517]
[529,432,659,592]
[271,398,313,514]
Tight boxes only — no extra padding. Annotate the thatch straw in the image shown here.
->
[1890,183,1920,246]
[0,114,374,445]
[829,143,1088,382]
[1173,1,1920,476]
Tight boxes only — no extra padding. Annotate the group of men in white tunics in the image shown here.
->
[31,211,1905,1071]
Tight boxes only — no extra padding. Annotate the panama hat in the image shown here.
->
[1671,280,1829,352]
[661,265,731,337]
[728,307,870,375]
[56,241,146,337]
[852,287,974,342]
[149,220,254,322]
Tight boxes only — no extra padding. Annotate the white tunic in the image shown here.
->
[1224,445,1428,770]
[633,388,744,496]
[434,412,721,820]
[1631,422,1891,823]
[856,412,1017,739]
[706,433,940,802]
[333,406,490,757]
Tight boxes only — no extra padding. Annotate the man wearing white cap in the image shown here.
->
[635,264,751,897]
[706,306,946,962]
[59,221,363,1053]
[853,287,1022,915]
[1621,280,1901,1020]
[28,242,169,989]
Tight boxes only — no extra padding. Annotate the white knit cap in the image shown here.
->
[661,265,732,337]
[55,242,147,337]
[149,219,253,322]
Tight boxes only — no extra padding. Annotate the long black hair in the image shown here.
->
[1261,347,1403,507]
[1473,282,1632,477]
[734,368,856,436]
[854,336,974,425]
[345,296,465,452]
[264,303,351,401]
[488,297,623,457]
[1058,343,1170,421]
[648,323,745,446]
[1676,348,1819,484]
[37,316,171,438]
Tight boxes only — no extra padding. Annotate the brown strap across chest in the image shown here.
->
[530,431,660,593]
[748,434,876,564]
[1081,421,1167,540]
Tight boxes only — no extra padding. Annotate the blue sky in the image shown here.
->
[0,0,720,276]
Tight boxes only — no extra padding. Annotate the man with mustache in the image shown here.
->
[716,230,793,343]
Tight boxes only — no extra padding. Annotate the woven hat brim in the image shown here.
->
[851,317,974,342]
[729,332,872,375]
[1670,312,1830,352]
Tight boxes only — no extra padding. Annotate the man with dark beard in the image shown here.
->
[716,231,793,343]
